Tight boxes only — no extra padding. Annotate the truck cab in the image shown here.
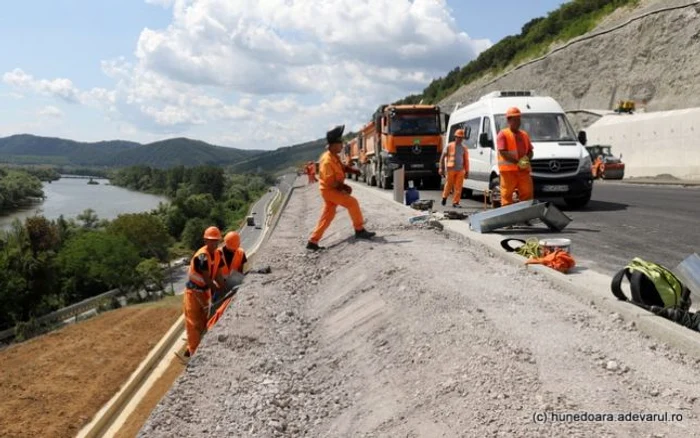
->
[445,91,593,209]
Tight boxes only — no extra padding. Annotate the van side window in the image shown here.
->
[464,117,481,149]
[482,117,493,144]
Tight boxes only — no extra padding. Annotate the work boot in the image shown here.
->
[452,203,461,208]
[441,197,447,206]
[355,229,376,240]
[306,241,325,251]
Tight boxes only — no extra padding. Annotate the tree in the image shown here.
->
[57,231,141,301]
[136,258,165,292]
[180,217,212,251]
[76,208,99,229]
[25,216,61,254]
[108,213,173,261]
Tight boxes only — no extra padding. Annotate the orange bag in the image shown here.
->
[525,249,576,273]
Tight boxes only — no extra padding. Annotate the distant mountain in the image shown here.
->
[108,137,261,168]
[0,134,139,166]
[0,134,263,168]
[230,138,325,175]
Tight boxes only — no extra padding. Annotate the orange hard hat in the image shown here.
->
[203,226,222,240]
[454,128,465,138]
[224,231,240,250]
[506,107,521,118]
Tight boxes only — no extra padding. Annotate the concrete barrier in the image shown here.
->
[584,108,700,179]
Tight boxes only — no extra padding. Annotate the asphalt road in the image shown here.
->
[382,180,700,276]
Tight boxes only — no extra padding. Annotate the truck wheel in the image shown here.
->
[489,176,501,208]
[564,192,591,209]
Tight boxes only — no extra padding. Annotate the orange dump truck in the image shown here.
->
[357,104,446,189]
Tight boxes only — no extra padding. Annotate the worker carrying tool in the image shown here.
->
[306,124,376,251]
[439,128,470,208]
[181,226,226,359]
[496,107,534,206]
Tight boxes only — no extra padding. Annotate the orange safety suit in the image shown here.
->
[218,246,247,276]
[306,163,317,184]
[309,151,364,244]
[497,128,534,206]
[183,246,221,355]
[440,141,470,205]
[592,156,603,179]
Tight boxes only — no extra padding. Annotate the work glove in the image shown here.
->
[349,167,361,176]
[517,157,530,170]
[340,183,352,195]
[439,168,444,176]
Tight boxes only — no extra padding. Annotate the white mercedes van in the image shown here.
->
[444,90,593,209]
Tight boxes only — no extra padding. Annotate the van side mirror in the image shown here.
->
[479,132,493,148]
[578,130,587,146]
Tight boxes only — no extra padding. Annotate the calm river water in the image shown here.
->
[0,177,168,230]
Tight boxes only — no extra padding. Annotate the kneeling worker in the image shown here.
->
[182,226,225,358]
[307,124,375,251]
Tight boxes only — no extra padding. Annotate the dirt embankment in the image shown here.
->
[440,0,700,121]
[0,303,181,438]
[140,182,700,437]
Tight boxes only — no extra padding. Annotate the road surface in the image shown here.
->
[381,180,700,276]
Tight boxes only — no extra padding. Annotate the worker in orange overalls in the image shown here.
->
[496,107,534,206]
[206,231,247,331]
[306,125,376,251]
[306,161,317,184]
[181,226,225,359]
[592,156,604,179]
[439,128,470,208]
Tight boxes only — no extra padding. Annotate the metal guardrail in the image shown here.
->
[0,287,123,342]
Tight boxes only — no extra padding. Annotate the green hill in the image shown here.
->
[109,137,261,168]
[230,138,326,175]
[0,134,263,168]
[0,134,139,166]
[394,0,638,106]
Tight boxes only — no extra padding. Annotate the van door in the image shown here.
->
[463,116,488,192]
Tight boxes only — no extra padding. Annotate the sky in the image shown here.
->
[0,0,567,150]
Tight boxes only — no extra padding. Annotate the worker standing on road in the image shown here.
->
[306,125,376,251]
[181,226,225,359]
[496,107,534,206]
[439,128,470,208]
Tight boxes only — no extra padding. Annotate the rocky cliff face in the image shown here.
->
[439,0,700,129]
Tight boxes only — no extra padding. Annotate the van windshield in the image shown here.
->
[388,113,440,135]
[494,113,576,142]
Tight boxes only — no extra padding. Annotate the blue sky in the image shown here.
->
[0,0,567,148]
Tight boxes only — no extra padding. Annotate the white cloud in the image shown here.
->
[37,105,64,118]
[3,0,491,148]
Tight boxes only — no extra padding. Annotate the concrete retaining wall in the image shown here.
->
[584,108,700,179]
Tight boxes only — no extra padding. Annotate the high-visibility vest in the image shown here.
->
[188,246,221,290]
[219,247,245,276]
[444,141,468,170]
[498,128,531,172]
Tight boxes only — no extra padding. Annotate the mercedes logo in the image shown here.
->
[549,160,561,172]
[412,144,422,155]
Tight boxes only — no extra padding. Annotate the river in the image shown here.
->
[0,177,169,230]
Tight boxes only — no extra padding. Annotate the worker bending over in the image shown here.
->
[182,226,225,358]
[440,128,470,208]
[496,107,534,206]
[307,124,376,251]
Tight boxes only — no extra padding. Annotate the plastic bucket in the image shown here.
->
[539,238,572,254]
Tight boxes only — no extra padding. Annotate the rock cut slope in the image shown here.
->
[439,0,700,120]
[140,180,700,437]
